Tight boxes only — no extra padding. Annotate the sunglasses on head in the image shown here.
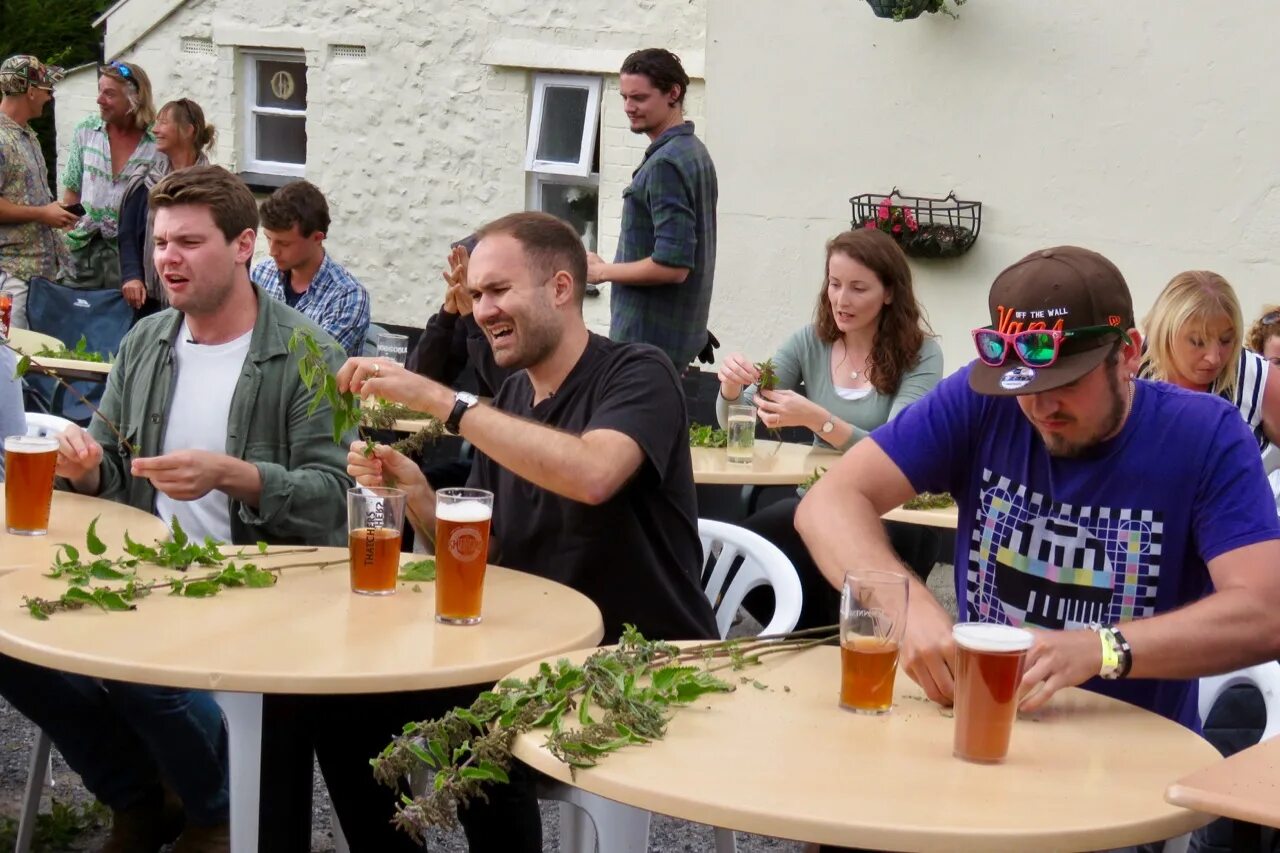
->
[972,324,1130,369]
[101,61,137,87]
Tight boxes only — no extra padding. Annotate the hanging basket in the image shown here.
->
[865,0,935,20]
[850,188,982,259]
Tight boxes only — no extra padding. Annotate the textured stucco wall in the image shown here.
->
[55,0,707,337]
[706,0,1280,373]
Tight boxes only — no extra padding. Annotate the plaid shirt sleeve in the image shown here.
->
[305,260,371,357]
[645,158,697,270]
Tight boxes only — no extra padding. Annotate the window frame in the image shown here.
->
[241,49,308,178]
[523,73,602,177]
[526,168,600,251]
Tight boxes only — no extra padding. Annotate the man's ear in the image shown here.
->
[551,270,576,307]
[1122,328,1144,373]
[234,228,256,266]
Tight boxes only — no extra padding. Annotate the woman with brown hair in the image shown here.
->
[118,97,216,319]
[716,228,943,628]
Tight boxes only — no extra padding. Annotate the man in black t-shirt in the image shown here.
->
[345,211,717,644]
[309,211,716,853]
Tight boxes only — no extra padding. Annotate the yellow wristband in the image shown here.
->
[1098,628,1120,675]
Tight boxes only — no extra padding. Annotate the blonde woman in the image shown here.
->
[1140,270,1280,449]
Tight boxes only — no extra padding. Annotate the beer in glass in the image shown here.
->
[5,435,59,536]
[347,486,406,595]
[726,404,756,465]
[434,488,493,625]
[839,570,908,714]
[952,623,1034,763]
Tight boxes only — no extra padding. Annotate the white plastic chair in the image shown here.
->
[544,519,802,853]
[23,412,73,438]
[17,692,264,853]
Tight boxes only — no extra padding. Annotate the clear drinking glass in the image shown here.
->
[375,332,410,365]
[725,404,756,465]
[434,488,494,625]
[839,570,909,714]
[347,487,406,595]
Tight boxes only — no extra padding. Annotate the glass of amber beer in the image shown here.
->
[347,486,406,595]
[434,488,493,625]
[839,570,909,714]
[5,435,59,536]
[952,623,1034,764]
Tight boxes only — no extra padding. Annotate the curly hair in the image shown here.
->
[1247,304,1280,355]
[814,229,933,395]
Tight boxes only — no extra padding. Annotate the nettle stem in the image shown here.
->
[4,339,135,456]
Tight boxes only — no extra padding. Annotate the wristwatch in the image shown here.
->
[444,391,478,436]
[820,418,835,435]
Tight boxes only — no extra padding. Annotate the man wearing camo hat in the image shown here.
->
[0,55,76,329]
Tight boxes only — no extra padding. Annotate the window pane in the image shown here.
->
[538,183,597,250]
[534,86,589,164]
[256,114,307,164]
[256,60,307,110]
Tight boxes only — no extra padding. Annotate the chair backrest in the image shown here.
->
[24,412,73,438]
[1199,661,1280,742]
[697,518,802,639]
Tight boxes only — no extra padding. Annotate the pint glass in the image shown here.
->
[434,488,493,625]
[725,404,756,464]
[952,623,1034,763]
[4,435,59,536]
[839,570,909,714]
[347,487,406,595]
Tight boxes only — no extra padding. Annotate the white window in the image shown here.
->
[525,74,601,251]
[241,51,307,177]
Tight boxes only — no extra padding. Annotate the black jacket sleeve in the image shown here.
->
[118,185,148,286]
[407,306,467,384]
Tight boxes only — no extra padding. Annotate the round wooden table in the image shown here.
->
[0,547,604,693]
[690,440,840,486]
[511,645,1217,851]
[0,491,171,573]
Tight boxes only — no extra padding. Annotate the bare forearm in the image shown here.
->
[805,407,856,449]
[459,405,617,505]
[1123,588,1280,680]
[599,257,689,286]
[0,198,41,224]
[217,458,263,507]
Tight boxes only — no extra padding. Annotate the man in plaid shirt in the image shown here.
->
[587,48,718,371]
[252,180,370,356]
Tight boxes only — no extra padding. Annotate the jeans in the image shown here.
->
[0,654,229,825]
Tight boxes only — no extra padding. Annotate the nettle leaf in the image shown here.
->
[60,544,81,563]
[181,581,220,598]
[398,559,436,582]
[122,530,155,559]
[428,739,448,768]
[407,741,435,768]
[651,665,697,693]
[26,601,49,620]
[89,560,128,581]
[257,541,269,554]
[578,685,596,726]
[478,761,509,784]
[170,516,188,548]
[94,589,132,611]
[244,566,277,588]
[62,587,96,606]
[14,354,31,379]
[85,516,107,555]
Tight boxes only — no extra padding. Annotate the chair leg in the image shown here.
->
[541,781,651,853]
[714,826,738,853]
[212,692,263,853]
[16,730,54,853]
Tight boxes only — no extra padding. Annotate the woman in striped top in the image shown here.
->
[1140,271,1280,451]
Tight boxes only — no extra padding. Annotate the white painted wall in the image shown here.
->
[705,0,1280,373]
[52,0,707,338]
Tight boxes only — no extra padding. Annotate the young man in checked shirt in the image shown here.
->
[587,48,719,372]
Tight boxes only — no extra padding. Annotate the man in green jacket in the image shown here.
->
[0,166,354,853]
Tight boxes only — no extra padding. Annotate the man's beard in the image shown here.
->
[1040,368,1128,458]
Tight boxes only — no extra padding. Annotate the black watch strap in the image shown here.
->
[445,395,473,435]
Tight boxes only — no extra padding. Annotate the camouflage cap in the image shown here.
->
[0,55,65,96]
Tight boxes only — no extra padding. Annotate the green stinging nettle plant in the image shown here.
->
[866,0,966,21]
[21,516,345,619]
[288,329,444,464]
[373,624,837,841]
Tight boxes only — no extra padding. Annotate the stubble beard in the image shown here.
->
[1040,368,1127,458]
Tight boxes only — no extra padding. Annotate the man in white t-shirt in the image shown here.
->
[0,166,353,852]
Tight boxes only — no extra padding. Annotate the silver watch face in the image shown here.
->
[456,392,478,406]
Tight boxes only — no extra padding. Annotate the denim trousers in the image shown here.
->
[0,653,229,826]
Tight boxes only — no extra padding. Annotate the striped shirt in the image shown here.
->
[252,252,371,357]
[1220,348,1270,451]
[62,116,158,250]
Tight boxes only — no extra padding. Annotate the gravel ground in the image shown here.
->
[0,565,957,851]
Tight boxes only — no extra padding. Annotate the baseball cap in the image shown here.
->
[0,55,65,96]
[968,246,1134,397]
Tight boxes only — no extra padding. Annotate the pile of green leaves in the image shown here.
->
[903,491,956,510]
[374,623,836,841]
[35,334,109,363]
[755,358,780,393]
[799,466,828,492]
[22,517,342,619]
[688,423,728,448]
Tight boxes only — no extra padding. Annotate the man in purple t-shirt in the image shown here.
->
[797,246,1280,729]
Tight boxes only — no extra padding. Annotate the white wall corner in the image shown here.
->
[101,0,189,59]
